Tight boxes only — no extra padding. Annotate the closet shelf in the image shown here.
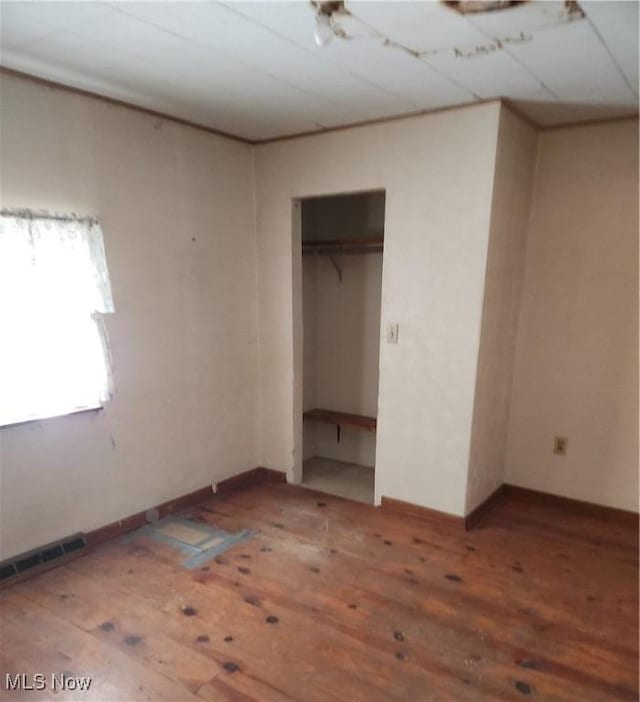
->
[302,236,383,255]
[303,408,377,432]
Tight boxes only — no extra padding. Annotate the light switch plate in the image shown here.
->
[387,323,399,344]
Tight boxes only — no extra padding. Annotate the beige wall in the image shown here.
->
[254,102,501,515]
[3,70,634,562]
[465,107,538,514]
[0,75,260,559]
[505,119,639,511]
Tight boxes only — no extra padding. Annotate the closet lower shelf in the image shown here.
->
[303,408,376,432]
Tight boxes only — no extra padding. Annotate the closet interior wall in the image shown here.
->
[302,192,384,467]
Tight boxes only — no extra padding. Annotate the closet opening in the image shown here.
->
[299,189,385,504]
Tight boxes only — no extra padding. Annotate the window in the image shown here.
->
[0,210,114,426]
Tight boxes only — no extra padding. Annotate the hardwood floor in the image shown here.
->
[1,482,637,701]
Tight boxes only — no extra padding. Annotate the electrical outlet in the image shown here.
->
[553,436,568,456]
[387,323,399,344]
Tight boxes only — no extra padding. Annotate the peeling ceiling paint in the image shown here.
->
[331,0,586,61]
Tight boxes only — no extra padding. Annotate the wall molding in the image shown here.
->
[215,466,287,495]
[1,467,287,588]
[380,496,465,529]
[0,66,498,145]
[3,66,637,150]
[86,485,215,548]
[382,483,638,531]
[252,98,500,144]
[380,490,505,531]
[4,472,636,589]
[1,483,215,589]
[539,113,639,132]
[464,485,505,530]
[0,66,253,146]
[502,484,639,527]
[88,467,287,545]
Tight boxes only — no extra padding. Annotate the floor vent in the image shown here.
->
[0,534,87,584]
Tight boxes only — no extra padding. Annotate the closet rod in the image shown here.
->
[302,236,384,256]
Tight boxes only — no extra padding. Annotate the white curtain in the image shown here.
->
[0,211,114,426]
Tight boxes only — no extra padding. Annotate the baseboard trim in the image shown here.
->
[215,466,287,494]
[2,466,290,589]
[89,467,288,545]
[86,484,215,547]
[464,485,505,531]
[1,484,216,590]
[380,496,464,529]
[503,484,639,527]
[382,483,637,532]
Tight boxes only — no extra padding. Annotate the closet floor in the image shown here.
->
[302,456,374,504]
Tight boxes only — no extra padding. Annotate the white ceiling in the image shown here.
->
[1,0,638,141]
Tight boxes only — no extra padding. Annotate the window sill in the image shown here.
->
[0,404,104,430]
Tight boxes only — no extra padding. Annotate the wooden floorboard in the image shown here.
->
[1,483,637,701]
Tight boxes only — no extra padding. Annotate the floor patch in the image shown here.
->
[125,516,253,569]
[155,522,211,545]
